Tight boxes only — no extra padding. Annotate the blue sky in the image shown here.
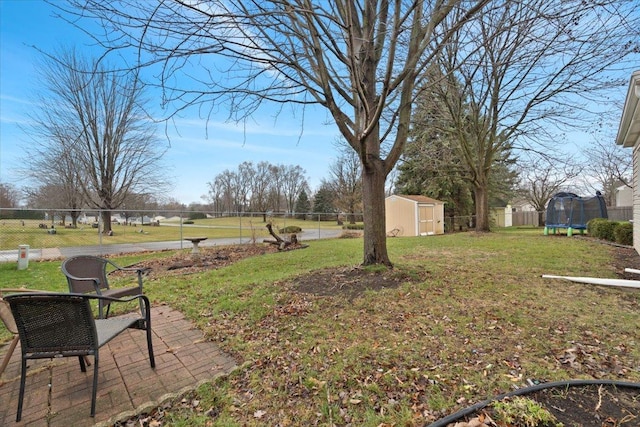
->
[1,1,636,207]
[0,0,340,205]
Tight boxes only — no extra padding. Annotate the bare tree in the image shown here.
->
[434,1,640,231]
[20,134,85,227]
[280,165,309,215]
[581,139,632,206]
[269,164,285,214]
[208,170,238,214]
[327,148,362,224]
[249,161,274,221]
[59,0,490,266]
[235,162,254,213]
[517,156,582,226]
[120,192,157,225]
[22,50,170,233]
[0,182,21,208]
[207,162,308,217]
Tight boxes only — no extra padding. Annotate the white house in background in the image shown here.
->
[615,70,640,254]
[615,184,633,207]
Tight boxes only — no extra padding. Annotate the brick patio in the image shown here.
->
[0,306,237,426]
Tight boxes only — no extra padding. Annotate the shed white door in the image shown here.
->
[418,205,435,235]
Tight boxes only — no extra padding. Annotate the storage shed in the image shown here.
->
[385,195,445,236]
[490,205,513,227]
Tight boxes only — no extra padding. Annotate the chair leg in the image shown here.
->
[16,357,27,422]
[78,355,87,372]
[146,322,155,368]
[0,335,19,378]
[138,298,146,319]
[90,353,99,417]
[98,300,105,319]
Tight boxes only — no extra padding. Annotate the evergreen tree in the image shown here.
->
[312,184,336,221]
[395,66,475,227]
[397,64,519,230]
[294,190,311,220]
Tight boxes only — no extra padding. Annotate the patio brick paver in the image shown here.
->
[0,306,237,427]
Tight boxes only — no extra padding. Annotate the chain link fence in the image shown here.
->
[0,207,632,262]
[0,208,352,256]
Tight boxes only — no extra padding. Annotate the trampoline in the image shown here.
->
[544,191,608,236]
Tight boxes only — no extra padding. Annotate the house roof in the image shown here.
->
[616,70,640,148]
[388,194,443,204]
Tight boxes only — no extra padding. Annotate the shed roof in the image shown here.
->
[389,194,443,204]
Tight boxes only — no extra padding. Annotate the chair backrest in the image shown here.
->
[6,293,98,357]
[1,289,35,335]
[61,255,110,294]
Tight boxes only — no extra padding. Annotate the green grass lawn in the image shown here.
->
[1,229,638,426]
[0,216,342,250]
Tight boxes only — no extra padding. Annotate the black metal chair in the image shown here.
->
[0,288,50,379]
[61,255,150,318]
[5,292,155,421]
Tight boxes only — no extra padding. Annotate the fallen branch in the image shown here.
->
[265,223,298,250]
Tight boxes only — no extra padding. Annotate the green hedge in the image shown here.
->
[279,226,302,234]
[587,218,633,246]
[614,222,633,246]
[343,223,364,230]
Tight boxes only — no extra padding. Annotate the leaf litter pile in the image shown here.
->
[117,241,639,427]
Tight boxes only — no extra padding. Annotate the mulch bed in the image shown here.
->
[529,383,639,427]
[118,244,288,277]
[441,383,639,427]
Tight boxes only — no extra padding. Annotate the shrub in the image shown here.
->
[587,218,632,244]
[343,223,364,230]
[614,222,633,246]
[339,230,362,238]
[588,218,616,241]
[279,226,302,234]
[587,218,607,236]
[182,220,194,225]
[188,212,207,220]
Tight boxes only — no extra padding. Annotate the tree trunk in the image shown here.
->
[348,202,356,225]
[101,210,112,233]
[362,158,392,267]
[474,184,490,232]
[70,211,80,227]
[348,212,356,225]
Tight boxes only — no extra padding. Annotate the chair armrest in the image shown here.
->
[72,293,152,323]
[62,273,103,294]
[113,266,151,275]
[105,258,149,274]
[105,259,150,289]
[127,267,151,281]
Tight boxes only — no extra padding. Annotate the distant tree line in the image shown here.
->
[205,162,310,222]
